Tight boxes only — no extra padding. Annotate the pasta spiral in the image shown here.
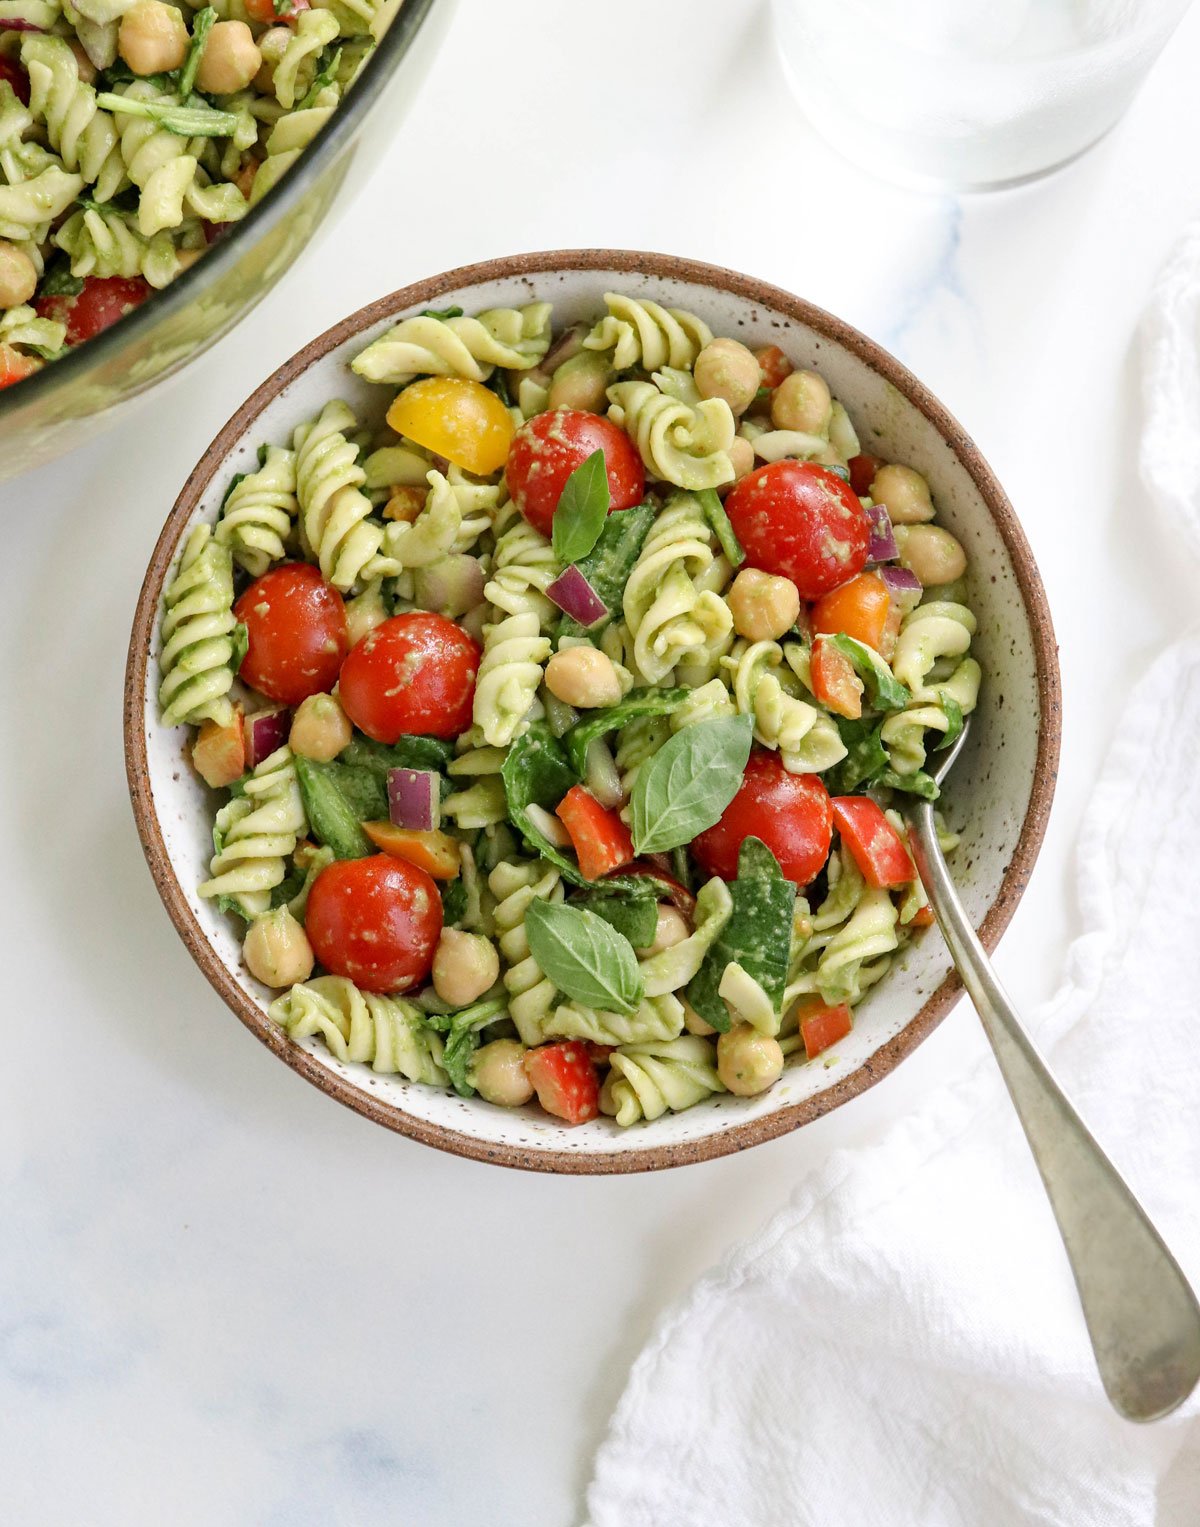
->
[583,293,712,373]
[53,204,182,287]
[109,82,246,236]
[608,379,736,491]
[621,493,732,684]
[0,304,64,353]
[157,524,241,728]
[250,87,339,205]
[548,993,684,1048]
[442,737,508,830]
[0,156,82,241]
[352,301,554,385]
[786,851,898,1010]
[200,746,306,918]
[881,656,981,774]
[215,446,300,578]
[472,508,560,745]
[21,35,126,200]
[269,977,448,1085]
[601,1036,724,1126]
[268,10,340,109]
[725,640,847,773]
[489,859,563,1047]
[293,400,386,591]
[891,601,977,699]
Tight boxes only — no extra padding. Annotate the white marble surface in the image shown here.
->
[3,2,1199,1522]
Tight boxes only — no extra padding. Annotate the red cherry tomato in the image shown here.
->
[556,785,635,880]
[796,997,853,1060]
[339,612,479,743]
[234,562,347,706]
[524,1041,600,1124]
[810,635,863,721]
[691,749,833,887]
[725,461,870,600]
[305,854,442,993]
[0,56,30,106]
[830,797,914,889]
[848,453,885,498]
[35,276,152,348]
[505,408,644,537]
[0,343,39,389]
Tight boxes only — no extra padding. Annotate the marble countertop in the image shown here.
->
[4,2,1199,1521]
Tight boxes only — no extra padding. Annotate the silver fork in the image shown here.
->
[905,717,1200,1421]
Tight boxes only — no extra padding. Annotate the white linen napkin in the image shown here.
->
[587,229,1200,1527]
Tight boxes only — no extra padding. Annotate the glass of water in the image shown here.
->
[773,0,1193,190]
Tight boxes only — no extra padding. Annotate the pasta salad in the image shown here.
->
[0,0,400,386]
[157,292,981,1128]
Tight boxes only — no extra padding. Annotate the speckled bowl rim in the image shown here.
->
[124,248,1062,1175]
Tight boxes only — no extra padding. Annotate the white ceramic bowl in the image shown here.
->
[125,251,1060,1173]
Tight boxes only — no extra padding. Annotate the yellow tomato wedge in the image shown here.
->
[386,377,514,475]
[362,821,462,881]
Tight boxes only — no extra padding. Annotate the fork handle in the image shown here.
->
[908,799,1200,1421]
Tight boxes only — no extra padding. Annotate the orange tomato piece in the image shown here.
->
[362,821,462,880]
[191,708,246,788]
[387,377,515,475]
[810,635,863,720]
[0,343,39,389]
[796,998,853,1060]
[811,571,891,652]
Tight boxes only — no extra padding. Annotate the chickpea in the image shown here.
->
[545,646,623,709]
[646,904,689,957]
[289,693,352,762]
[726,435,755,483]
[683,1000,716,1037]
[694,338,760,416]
[717,1023,784,1097]
[433,929,500,1009]
[894,523,967,586]
[726,566,801,642]
[870,463,934,524]
[243,907,314,989]
[118,1,188,75]
[196,19,261,94]
[470,1039,534,1108]
[254,27,291,91]
[770,369,833,435]
[548,351,610,413]
[0,241,37,310]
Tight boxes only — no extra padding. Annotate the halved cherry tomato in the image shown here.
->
[796,997,853,1060]
[556,785,635,881]
[812,571,891,652]
[0,56,30,106]
[234,562,347,706]
[35,275,152,348]
[339,612,479,743]
[192,708,246,788]
[524,1040,600,1124]
[810,635,863,721]
[362,821,461,880]
[387,377,514,475]
[0,343,39,389]
[754,345,793,390]
[725,460,869,600]
[305,854,442,993]
[245,0,309,20]
[848,453,885,498]
[691,750,833,887]
[831,797,913,888]
[506,408,644,538]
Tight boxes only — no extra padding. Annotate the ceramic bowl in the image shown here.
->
[124,250,1061,1174]
[0,0,456,482]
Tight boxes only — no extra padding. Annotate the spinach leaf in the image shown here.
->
[526,901,643,1015]
[695,487,745,567]
[573,891,659,950]
[339,734,454,773]
[825,634,910,712]
[229,622,248,674]
[830,718,888,793]
[421,305,464,320]
[935,692,964,751]
[686,838,796,1033]
[179,5,215,97]
[441,878,468,926]
[426,996,506,1097]
[297,44,342,110]
[37,263,84,298]
[293,757,372,859]
[551,449,610,564]
[563,687,688,777]
[324,762,387,821]
[876,768,939,801]
[631,714,753,855]
[557,498,656,639]
[96,91,238,138]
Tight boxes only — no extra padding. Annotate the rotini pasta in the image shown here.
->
[157,524,241,728]
[583,293,712,373]
[353,302,554,386]
[200,745,306,917]
[608,378,736,491]
[269,976,448,1084]
[600,1036,725,1125]
[215,445,300,578]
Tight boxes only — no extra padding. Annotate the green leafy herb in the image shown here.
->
[339,734,454,774]
[221,471,247,507]
[935,692,964,751]
[440,878,468,926]
[38,264,83,298]
[695,487,744,567]
[825,463,851,483]
[829,717,888,793]
[876,767,939,801]
[293,757,372,859]
[686,838,795,1033]
[552,449,611,564]
[324,762,387,821]
[487,367,513,408]
[825,633,910,712]
[557,498,656,640]
[297,45,342,110]
[573,891,659,950]
[421,305,464,320]
[229,622,248,674]
[564,686,687,777]
[428,996,507,1096]
[631,714,753,855]
[95,92,239,138]
[179,6,216,97]
[526,901,644,1015]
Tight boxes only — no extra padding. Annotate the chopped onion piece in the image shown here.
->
[387,767,439,831]
[546,564,608,627]
[881,565,922,596]
[0,18,45,30]
[244,707,290,768]
[866,504,898,562]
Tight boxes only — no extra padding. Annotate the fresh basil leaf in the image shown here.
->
[441,877,468,926]
[573,890,659,950]
[96,91,239,138]
[825,633,910,712]
[876,767,940,801]
[526,901,644,1015]
[179,5,215,98]
[557,498,656,640]
[552,449,610,564]
[564,686,688,777]
[229,621,248,674]
[695,487,745,567]
[421,305,464,320]
[631,714,753,855]
[935,692,964,751]
[686,838,796,1033]
[36,263,83,298]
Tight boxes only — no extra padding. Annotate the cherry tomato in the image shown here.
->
[0,343,39,389]
[245,0,309,20]
[848,453,885,498]
[387,377,514,475]
[0,56,30,106]
[795,997,853,1060]
[754,345,793,391]
[339,612,479,743]
[35,275,152,348]
[725,460,869,600]
[306,854,442,993]
[812,571,891,652]
[691,749,833,887]
[506,408,644,538]
[556,785,635,880]
[830,797,913,888]
[524,1041,600,1124]
[234,562,347,706]
[810,636,863,720]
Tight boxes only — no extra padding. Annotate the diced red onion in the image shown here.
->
[546,564,608,627]
[429,453,450,475]
[0,18,44,30]
[541,322,586,376]
[881,565,922,597]
[388,767,439,831]
[866,504,898,562]
[244,708,290,767]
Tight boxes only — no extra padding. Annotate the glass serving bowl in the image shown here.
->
[0,0,454,482]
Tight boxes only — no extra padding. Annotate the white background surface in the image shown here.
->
[3,2,1199,1523]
